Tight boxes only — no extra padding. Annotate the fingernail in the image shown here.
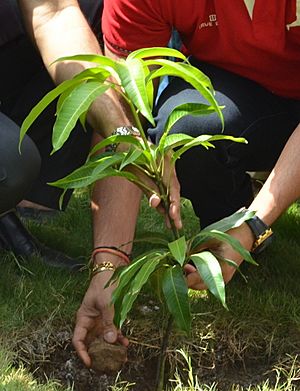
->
[149,194,154,207]
[104,331,115,343]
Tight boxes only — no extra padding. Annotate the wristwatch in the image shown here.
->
[106,126,141,152]
[245,215,274,255]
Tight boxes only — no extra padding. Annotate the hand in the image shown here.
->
[184,223,255,290]
[72,271,129,368]
[129,150,182,229]
[149,159,182,230]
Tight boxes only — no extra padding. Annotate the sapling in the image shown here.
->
[20,47,256,390]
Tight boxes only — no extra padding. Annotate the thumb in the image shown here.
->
[102,306,118,344]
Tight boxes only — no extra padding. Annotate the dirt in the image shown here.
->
[15,325,292,391]
[88,338,127,373]
[20,327,158,391]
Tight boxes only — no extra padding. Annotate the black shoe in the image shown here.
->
[16,206,60,222]
[0,211,86,272]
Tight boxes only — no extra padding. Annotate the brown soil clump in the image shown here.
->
[88,338,127,373]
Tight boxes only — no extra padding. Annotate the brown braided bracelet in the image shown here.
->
[91,246,131,265]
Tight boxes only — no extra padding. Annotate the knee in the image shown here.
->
[0,116,41,213]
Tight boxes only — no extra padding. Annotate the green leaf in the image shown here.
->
[116,252,165,327]
[162,265,191,334]
[111,253,155,327]
[119,147,143,170]
[52,81,110,152]
[190,251,227,308]
[19,78,83,149]
[50,166,139,189]
[116,58,154,125]
[190,230,257,265]
[149,267,166,303]
[134,232,170,247]
[164,133,194,148]
[111,251,156,296]
[202,209,256,233]
[54,54,116,70]
[168,236,187,266]
[127,47,187,62]
[146,59,212,90]
[89,134,144,157]
[172,134,247,161]
[145,60,223,126]
[159,103,217,152]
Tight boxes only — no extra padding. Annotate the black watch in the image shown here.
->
[245,215,274,255]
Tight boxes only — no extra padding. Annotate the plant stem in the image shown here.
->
[157,180,180,240]
[155,314,173,391]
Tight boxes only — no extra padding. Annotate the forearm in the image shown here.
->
[19,0,131,136]
[91,176,142,266]
[19,0,101,81]
[249,122,300,226]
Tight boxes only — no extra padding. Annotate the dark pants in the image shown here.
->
[149,58,300,227]
[0,1,103,212]
[0,113,40,214]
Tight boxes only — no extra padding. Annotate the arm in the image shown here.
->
[186,122,300,290]
[19,0,181,365]
[18,0,130,136]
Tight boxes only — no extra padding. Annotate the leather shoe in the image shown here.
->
[16,206,60,222]
[0,211,86,272]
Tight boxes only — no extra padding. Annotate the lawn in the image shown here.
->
[0,191,300,391]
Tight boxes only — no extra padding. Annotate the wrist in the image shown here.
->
[93,252,127,268]
[245,215,274,254]
[229,222,256,252]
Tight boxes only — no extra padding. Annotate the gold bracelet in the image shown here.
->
[91,261,116,277]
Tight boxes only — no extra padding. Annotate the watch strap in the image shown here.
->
[245,215,273,255]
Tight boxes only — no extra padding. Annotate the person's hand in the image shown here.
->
[128,150,182,230]
[72,271,129,368]
[149,153,182,230]
[185,223,255,290]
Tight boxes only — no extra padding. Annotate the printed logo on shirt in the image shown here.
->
[287,0,300,29]
[198,14,218,29]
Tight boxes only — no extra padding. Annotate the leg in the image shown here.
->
[0,112,40,214]
[0,0,104,210]
[149,60,299,227]
[1,37,92,210]
[0,112,84,270]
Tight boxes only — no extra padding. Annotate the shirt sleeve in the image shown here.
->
[102,0,172,57]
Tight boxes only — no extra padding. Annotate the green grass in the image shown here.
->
[0,191,300,390]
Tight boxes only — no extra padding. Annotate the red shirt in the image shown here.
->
[103,0,300,99]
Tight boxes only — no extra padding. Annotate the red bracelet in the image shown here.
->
[92,247,130,265]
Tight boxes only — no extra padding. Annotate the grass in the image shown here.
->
[0,191,300,390]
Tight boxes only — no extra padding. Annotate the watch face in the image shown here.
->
[114,126,140,137]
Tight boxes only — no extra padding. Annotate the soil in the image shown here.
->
[88,338,127,373]
[16,325,290,391]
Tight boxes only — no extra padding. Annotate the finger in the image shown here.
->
[72,325,92,368]
[184,263,197,274]
[102,306,118,344]
[186,272,207,291]
[168,169,182,228]
[149,194,161,209]
[169,201,182,229]
[117,333,129,347]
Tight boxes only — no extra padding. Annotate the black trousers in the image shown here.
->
[0,1,103,213]
[0,113,40,214]
[149,59,300,227]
